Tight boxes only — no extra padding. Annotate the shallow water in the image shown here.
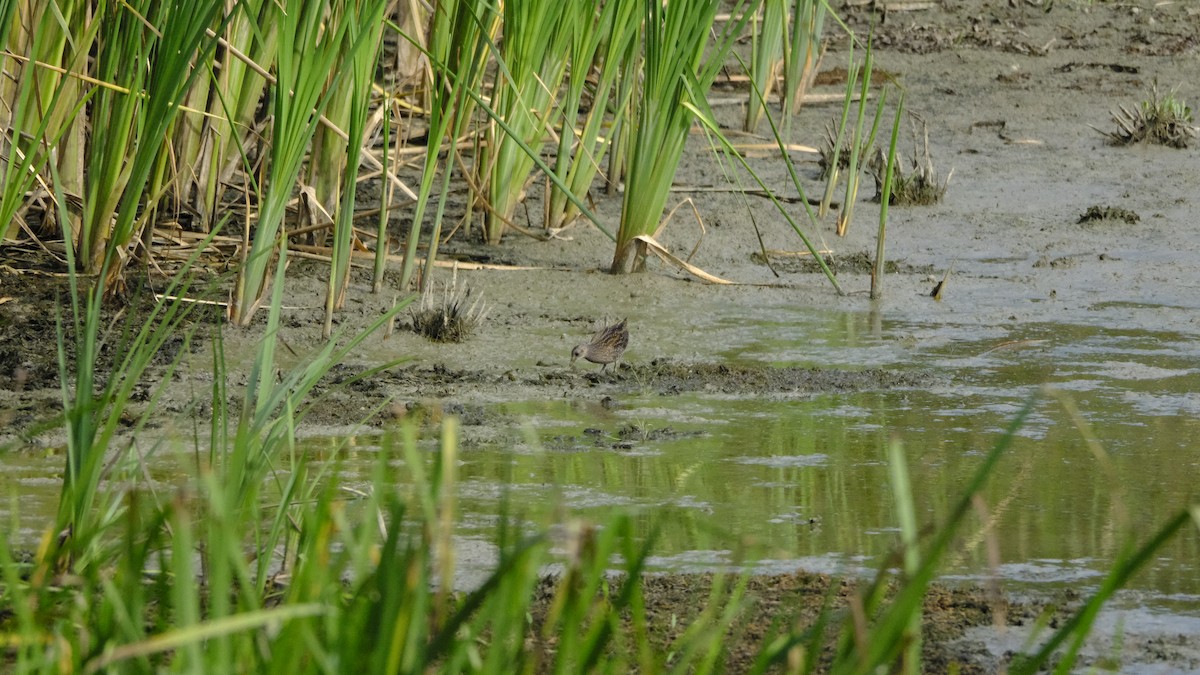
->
[384,310,1200,612]
[3,310,1198,618]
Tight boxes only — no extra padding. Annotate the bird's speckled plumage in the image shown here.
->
[570,319,629,372]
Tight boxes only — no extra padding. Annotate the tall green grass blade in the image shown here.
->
[324,0,389,337]
[0,525,42,666]
[546,0,641,232]
[51,167,222,568]
[84,604,327,673]
[782,0,827,126]
[234,0,369,325]
[745,0,787,133]
[686,99,843,294]
[195,0,279,230]
[88,0,230,285]
[872,89,903,300]
[418,143,460,291]
[835,36,875,237]
[613,0,761,273]
[373,101,393,293]
[745,578,840,673]
[397,20,616,252]
[887,437,922,672]
[1,0,96,246]
[230,236,413,600]
[168,497,203,671]
[605,47,640,197]
[79,1,150,272]
[0,5,95,246]
[394,0,497,290]
[663,569,752,673]
[818,40,856,219]
[481,0,574,244]
[1009,507,1195,675]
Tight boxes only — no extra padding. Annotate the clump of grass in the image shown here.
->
[609,0,756,273]
[869,115,950,206]
[1078,205,1139,225]
[410,273,489,343]
[1104,83,1196,148]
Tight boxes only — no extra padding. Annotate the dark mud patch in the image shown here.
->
[0,263,220,392]
[528,571,1038,673]
[0,388,63,449]
[753,250,937,276]
[1032,255,1079,270]
[845,1,1194,59]
[626,359,936,397]
[0,271,77,391]
[299,360,936,431]
[340,359,931,400]
[851,9,1054,57]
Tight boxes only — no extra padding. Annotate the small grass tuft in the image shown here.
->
[869,115,950,206]
[410,274,489,343]
[1078,205,1140,225]
[1104,82,1196,148]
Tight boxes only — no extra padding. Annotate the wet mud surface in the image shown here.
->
[310,359,937,427]
[529,572,1181,674]
[4,0,1200,669]
[528,572,1020,673]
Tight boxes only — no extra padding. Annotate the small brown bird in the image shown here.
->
[570,318,629,372]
